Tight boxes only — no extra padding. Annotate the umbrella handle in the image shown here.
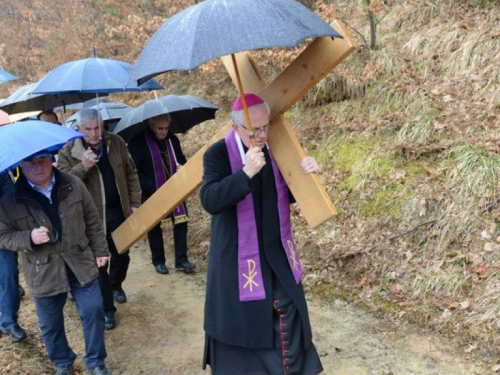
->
[231,54,257,148]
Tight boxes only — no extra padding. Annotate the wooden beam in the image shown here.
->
[112,21,355,253]
[223,53,341,228]
[222,21,355,226]
[112,123,231,253]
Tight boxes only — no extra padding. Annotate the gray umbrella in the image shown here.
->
[64,97,111,111]
[113,95,219,143]
[129,0,341,143]
[0,83,97,115]
[63,102,133,131]
[130,0,342,85]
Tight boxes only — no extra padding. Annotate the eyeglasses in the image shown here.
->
[241,124,270,136]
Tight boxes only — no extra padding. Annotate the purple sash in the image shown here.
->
[145,130,188,222]
[225,129,303,302]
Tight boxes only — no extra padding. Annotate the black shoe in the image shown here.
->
[104,313,116,330]
[18,285,25,298]
[55,365,73,375]
[154,263,169,275]
[175,261,196,273]
[88,365,113,375]
[112,289,127,304]
[1,324,27,342]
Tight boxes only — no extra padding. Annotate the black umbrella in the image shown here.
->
[113,94,219,143]
[129,0,341,142]
[0,83,97,115]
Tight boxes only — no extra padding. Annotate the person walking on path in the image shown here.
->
[0,150,113,375]
[128,114,195,275]
[200,94,323,375]
[58,109,141,325]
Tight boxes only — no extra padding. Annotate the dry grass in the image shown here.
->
[404,3,500,90]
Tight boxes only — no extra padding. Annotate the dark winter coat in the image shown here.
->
[0,169,109,297]
[127,130,187,202]
[200,139,312,349]
[0,171,14,198]
[58,132,142,231]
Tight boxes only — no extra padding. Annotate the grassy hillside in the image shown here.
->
[1,0,500,364]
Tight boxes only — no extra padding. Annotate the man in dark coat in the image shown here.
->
[128,114,195,275]
[0,151,113,375]
[200,94,323,375]
[0,169,27,342]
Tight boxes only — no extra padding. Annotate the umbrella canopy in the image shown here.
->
[113,94,219,142]
[0,83,97,115]
[0,121,85,172]
[130,0,342,85]
[34,57,163,95]
[64,97,111,111]
[0,110,10,125]
[63,102,133,130]
[0,69,18,84]
[9,111,41,123]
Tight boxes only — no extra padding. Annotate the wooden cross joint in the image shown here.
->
[112,20,356,253]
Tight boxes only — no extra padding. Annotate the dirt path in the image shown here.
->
[1,238,492,375]
[101,239,489,375]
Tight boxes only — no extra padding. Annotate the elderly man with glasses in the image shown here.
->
[0,150,114,375]
[200,94,323,375]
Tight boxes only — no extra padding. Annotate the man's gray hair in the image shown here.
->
[149,113,171,126]
[230,102,271,127]
[78,108,101,126]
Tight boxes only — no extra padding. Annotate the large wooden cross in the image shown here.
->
[112,21,356,253]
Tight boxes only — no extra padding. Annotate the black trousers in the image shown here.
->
[147,221,188,267]
[107,231,130,291]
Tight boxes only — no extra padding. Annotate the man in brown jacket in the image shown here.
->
[58,109,141,326]
[0,150,113,375]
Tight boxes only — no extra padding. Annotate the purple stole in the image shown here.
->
[145,130,188,223]
[225,129,303,302]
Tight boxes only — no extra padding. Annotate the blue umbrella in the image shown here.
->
[33,54,163,158]
[33,57,163,95]
[0,69,18,84]
[0,83,97,115]
[0,121,85,172]
[130,0,342,85]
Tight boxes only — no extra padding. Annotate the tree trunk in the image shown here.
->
[365,0,377,49]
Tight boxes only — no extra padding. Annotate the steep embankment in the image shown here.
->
[1,0,500,371]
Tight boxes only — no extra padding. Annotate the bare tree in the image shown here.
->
[364,0,377,49]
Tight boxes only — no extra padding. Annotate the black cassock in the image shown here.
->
[200,139,322,375]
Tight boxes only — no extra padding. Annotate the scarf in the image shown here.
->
[225,129,303,302]
[145,130,188,224]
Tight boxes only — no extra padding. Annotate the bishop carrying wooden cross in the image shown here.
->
[113,0,355,253]
[116,0,355,372]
